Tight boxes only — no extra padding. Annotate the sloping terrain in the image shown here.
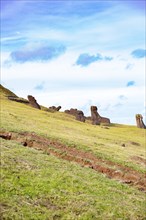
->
[0,85,146,219]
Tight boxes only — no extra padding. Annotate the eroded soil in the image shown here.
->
[1,131,146,192]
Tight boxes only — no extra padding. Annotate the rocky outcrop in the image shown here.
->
[27,95,41,109]
[90,106,110,125]
[65,108,85,122]
[135,114,146,129]
[48,106,61,112]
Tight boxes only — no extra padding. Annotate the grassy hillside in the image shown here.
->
[0,85,146,219]
[0,84,17,97]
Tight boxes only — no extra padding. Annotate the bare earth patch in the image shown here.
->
[1,131,146,192]
[131,156,146,168]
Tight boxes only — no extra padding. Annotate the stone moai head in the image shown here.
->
[90,106,100,125]
[91,106,98,113]
[56,106,61,111]
[27,95,35,102]
[135,114,146,129]
[27,95,41,109]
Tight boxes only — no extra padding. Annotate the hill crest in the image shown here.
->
[0,84,17,98]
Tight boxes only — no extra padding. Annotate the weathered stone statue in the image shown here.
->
[70,108,78,116]
[49,106,61,111]
[90,106,110,125]
[64,108,78,116]
[90,106,100,125]
[99,116,110,124]
[135,114,146,129]
[27,95,41,109]
[56,106,61,111]
[64,108,85,122]
[76,110,85,122]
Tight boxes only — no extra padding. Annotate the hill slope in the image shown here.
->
[0,84,17,98]
[0,85,146,219]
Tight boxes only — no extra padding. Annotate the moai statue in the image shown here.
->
[56,106,61,111]
[64,108,78,116]
[64,110,70,114]
[27,95,41,109]
[49,106,56,110]
[135,114,146,129]
[70,108,78,116]
[49,106,61,111]
[100,116,110,124]
[76,110,86,122]
[90,106,100,125]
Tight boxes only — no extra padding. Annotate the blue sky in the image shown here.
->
[1,0,146,125]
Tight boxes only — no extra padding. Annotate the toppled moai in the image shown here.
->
[49,106,61,112]
[64,108,78,116]
[90,106,110,125]
[64,108,85,122]
[8,96,29,104]
[76,110,85,122]
[135,114,146,129]
[27,95,41,109]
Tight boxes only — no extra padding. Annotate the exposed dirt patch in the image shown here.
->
[129,141,140,146]
[131,156,146,168]
[132,156,146,164]
[0,132,12,140]
[1,131,146,192]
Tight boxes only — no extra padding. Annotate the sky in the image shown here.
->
[1,0,146,125]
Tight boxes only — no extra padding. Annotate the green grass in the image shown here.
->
[1,139,145,220]
[0,85,146,219]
